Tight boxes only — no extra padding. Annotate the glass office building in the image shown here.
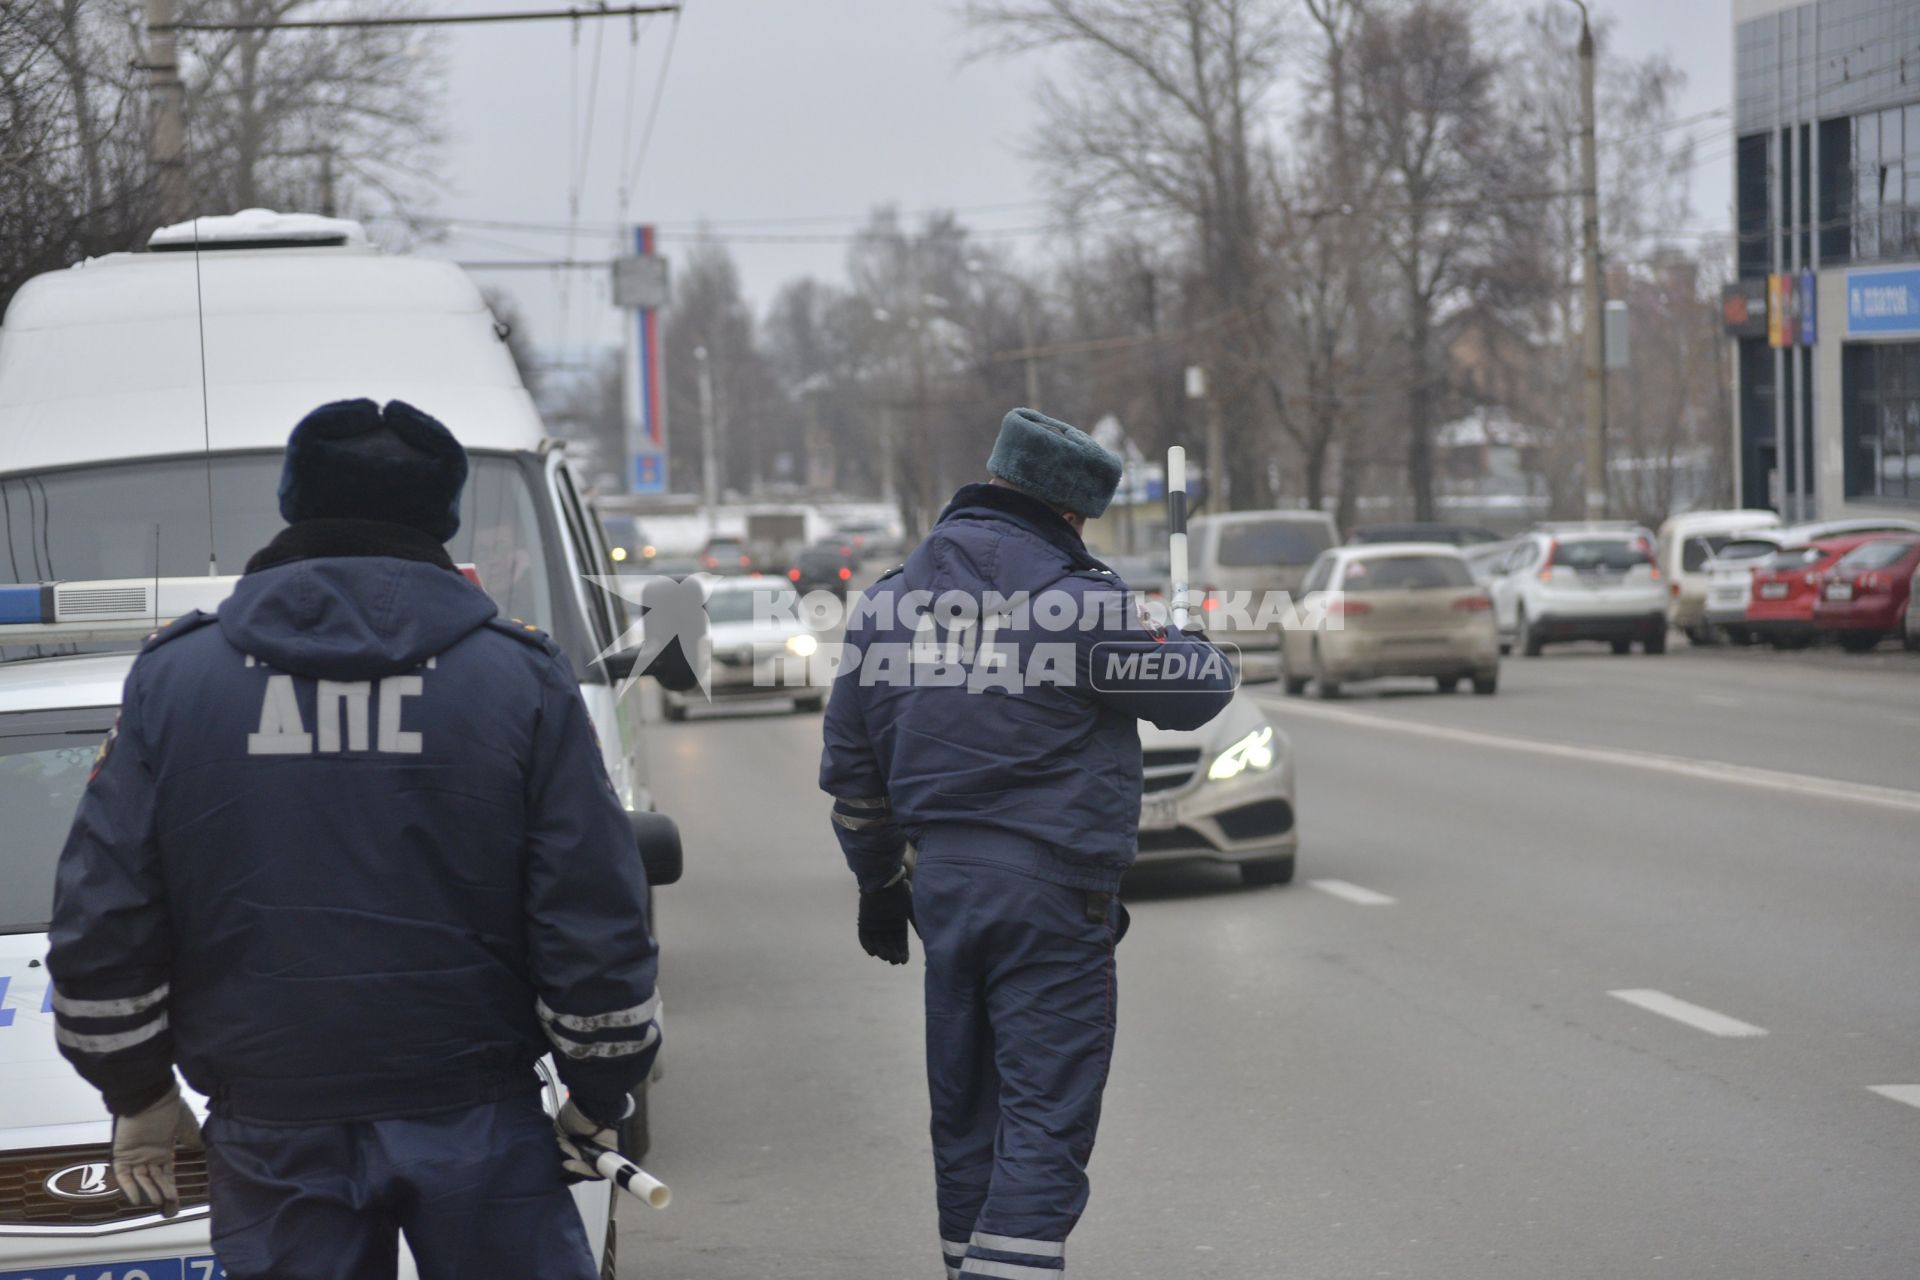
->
[1732,0,1920,517]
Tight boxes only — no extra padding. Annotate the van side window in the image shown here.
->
[550,461,620,659]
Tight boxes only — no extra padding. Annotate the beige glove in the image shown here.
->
[112,1084,203,1217]
[554,1097,630,1182]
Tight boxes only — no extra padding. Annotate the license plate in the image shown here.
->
[1824,582,1853,601]
[1757,582,1788,599]
[1139,794,1179,831]
[0,1259,224,1280]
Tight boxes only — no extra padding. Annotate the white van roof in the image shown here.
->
[0,225,546,476]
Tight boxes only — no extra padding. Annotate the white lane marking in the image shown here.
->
[1608,989,1769,1038]
[1309,879,1396,906]
[1867,1085,1920,1110]
[1265,697,1920,816]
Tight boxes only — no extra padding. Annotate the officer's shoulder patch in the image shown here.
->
[484,615,562,655]
[139,609,218,653]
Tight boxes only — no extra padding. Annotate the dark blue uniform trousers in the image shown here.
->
[916,833,1125,1279]
[203,1093,597,1280]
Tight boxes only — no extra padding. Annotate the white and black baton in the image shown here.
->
[1166,445,1190,630]
[579,1141,672,1209]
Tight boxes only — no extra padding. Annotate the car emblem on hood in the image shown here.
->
[44,1162,116,1201]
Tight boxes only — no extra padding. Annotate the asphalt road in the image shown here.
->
[616,643,1920,1280]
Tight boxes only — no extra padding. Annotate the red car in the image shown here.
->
[1811,535,1920,652]
[1744,535,1888,649]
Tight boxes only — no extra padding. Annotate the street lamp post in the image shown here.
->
[1564,0,1608,519]
[694,344,718,519]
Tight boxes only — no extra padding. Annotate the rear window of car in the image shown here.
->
[1216,519,1333,566]
[1715,539,1778,562]
[1833,539,1919,572]
[1760,546,1824,572]
[1342,554,1474,590]
[1554,539,1650,571]
[1681,535,1734,572]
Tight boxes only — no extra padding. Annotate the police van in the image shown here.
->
[0,211,674,1278]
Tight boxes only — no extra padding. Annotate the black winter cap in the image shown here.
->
[278,399,468,542]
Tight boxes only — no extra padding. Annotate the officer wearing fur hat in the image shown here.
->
[48,398,661,1280]
[820,408,1235,1277]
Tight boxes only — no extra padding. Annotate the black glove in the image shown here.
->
[858,877,913,965]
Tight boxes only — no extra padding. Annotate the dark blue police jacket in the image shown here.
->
[820,483,1234,894]
[48,553,659,1125]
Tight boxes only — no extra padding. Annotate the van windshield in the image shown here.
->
[0,453,551,657]
[1216,519,1334,567]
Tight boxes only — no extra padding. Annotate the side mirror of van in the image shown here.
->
[629,810,683,886]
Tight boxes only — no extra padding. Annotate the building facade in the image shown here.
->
[1731,0,1920,521]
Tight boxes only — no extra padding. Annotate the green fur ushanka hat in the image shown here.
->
[985,407,1123,518]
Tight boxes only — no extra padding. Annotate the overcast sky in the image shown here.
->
[416,0,1736,362]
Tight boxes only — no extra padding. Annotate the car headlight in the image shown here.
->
[1207,725,1275,782]
[786,632,819,657]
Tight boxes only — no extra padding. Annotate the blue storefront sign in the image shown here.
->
[1845,266,1920,338]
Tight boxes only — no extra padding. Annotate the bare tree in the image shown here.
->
[1350,0,1537,520]
[177,0,445,216]
[964,0,1292,507]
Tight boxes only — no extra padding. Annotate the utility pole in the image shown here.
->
[1568,0,1607,519]
[144,0,188,224]
[1186,365,1227,511]
[694,345,718,519]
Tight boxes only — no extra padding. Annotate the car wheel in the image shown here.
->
[1518,608,1544,657]
[1684,625,1715,646]
[1279,646,1309,696]
[1312,644,1340,699]
[662,700,687,723]
[1239,856,1295,887]
[794,693,826,713]
[1723,627,1753,647]
[1498,640,1513,656]
[1643,630,1667,655]
[1472,672,1498,695]
[1905,628,1920,653]
[1435,676,1462,693]
[1611,638,1632,655]
[1838,632,1881,654]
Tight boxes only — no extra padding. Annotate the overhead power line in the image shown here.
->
[153,4,679,33]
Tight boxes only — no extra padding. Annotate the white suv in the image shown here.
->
[1486,530,1667,656]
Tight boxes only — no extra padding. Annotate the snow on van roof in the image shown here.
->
[0,234,547,473]
[148,209,369,249]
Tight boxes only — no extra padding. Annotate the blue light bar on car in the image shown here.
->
[0,577,240,646]
[0,583,48,625]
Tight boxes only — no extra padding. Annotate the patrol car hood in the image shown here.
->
[218,556,498,681]
[0,932,112,1142]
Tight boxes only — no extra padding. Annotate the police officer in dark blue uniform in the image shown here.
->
[48,399,662,1280]
[820,408,1235,1278]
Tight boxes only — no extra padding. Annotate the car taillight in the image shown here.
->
[838,567,852,580]
[701,556,718,569]
[1327,598,1372,616]
[1648,566,1662,580]
[1538,540,1558,582]
[739,554,752,567]
[787,567,801,581]
[1669,580,1681,597]
[1451,595,1491,611]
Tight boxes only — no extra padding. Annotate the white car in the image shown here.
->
[661,578,830,721]
[0,637,622,1279]
[1701,517,1920,644]
[1485,530,1667,656]
[1654,510,1781,644]
[1135,693,1297,887]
